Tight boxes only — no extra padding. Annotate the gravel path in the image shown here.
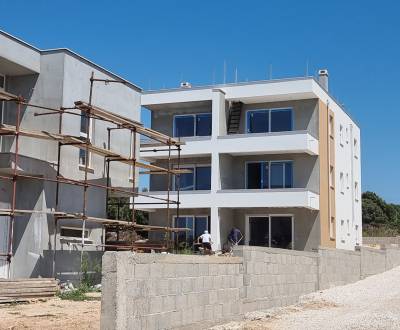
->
[212,266,400,330]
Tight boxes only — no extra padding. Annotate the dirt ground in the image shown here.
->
[0,297,100,330]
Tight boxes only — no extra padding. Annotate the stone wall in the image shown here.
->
[101,246,400,330]
[363,236,400,247]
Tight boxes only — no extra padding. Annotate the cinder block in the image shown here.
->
[175,294,187,310]
[150,263,163,279]
[163,295,176,312]
[163,264,176,278]
[149,296,163,314]
[182,277,193,293]
[135,263,150,279]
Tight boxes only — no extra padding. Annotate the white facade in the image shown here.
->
[137,77,362,251]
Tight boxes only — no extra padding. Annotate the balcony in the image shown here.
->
[134,188,319,210]
[217,131,318,156]
[215,188,319,209]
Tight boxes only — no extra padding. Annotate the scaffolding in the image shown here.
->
[0,73,186,279]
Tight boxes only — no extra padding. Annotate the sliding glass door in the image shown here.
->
[246,215,294,249]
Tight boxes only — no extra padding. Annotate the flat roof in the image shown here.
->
[0,30,142,92]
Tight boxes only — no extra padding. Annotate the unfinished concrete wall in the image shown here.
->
[101,246,400,330]
[234,246,318,313]
[101,252,243,330]
[360,247,386,279]
[318,247,361,289]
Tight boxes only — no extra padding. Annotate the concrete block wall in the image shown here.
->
[101,246,400,330]
[318,247,361,289]
[234,246,318,313]
[360,247,386,279]
[101,252,243,330]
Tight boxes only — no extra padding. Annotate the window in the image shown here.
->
[247,215,293,250]
[355,224,359,245]
[347,219,350,236]
[346,127,349,144]
[0,74,5,128]
[329,165,335,188]
[339,125,344,146]
[0,74,5,89]
[195,166,211,190]
[173,113,212,137]
[79,111,92,167]
[354,138,359,158]
[329,115,334,137]
[341,220,345,242]
[246,161,293,189]
[355,181,359,201]
[340,172,344,194]
[346,173,349,190]
[270,109,293,132]
[174,165,211,191]
[174,215,209,247]
[246,108,293,134]
[330,216,336,240]
[60,227,89,239]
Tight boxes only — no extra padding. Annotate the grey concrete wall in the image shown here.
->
[363,236,400,247]
[101,252,243,330]
[219,153,319,192]
[360,247,386,279]
[234,246,318,313]
[101,245,400,329]
[318,247,361,289]
[238,99,319,137]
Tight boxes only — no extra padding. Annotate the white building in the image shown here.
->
[137,72,362,251]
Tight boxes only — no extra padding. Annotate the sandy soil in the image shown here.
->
[0,297,100,330]
[212,266,400,330]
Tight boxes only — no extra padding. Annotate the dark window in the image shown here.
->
[270,216,292,249]
[60,227,88,238]
[247,161,293,189]
[246,162,262,189]
[194,216,208,239]
[0,75,5,89]
[249,217,269,246]
[175,167,194,191]
[195,166,211,190]
[196,113,212,136]
[175,216,209,247]
[79,149,87,166]
[270,109,293,132]
[285,162,293,188]
[247,110,269,133]
[174,116,195,137]
[80,111,89,135]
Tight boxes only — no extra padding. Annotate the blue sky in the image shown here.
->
[1,0,399,203]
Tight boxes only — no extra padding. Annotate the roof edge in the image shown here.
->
[0,30,142,92]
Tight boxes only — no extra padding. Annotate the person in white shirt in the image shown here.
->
[198,230,212,252]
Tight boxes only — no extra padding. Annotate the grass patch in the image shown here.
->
[57,288,87,301]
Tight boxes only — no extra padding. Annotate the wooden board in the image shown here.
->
[0,278,58,303]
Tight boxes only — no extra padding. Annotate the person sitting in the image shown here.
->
[198,230,213,253]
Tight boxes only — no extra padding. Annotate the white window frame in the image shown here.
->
[245,214,294,250]
[245,160,294,189]
[60,226,90,242]
[79,111,93,168]
[172,163,211,191]
[245,107,294,134]
[173,112,212,138]
[0,74,5,152]
[340,219,345,242]
[329,216,336,240]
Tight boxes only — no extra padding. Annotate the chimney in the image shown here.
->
[318,69,329,91]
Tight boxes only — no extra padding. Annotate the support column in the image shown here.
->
[211,88,226,139]
[210,207,221,250]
